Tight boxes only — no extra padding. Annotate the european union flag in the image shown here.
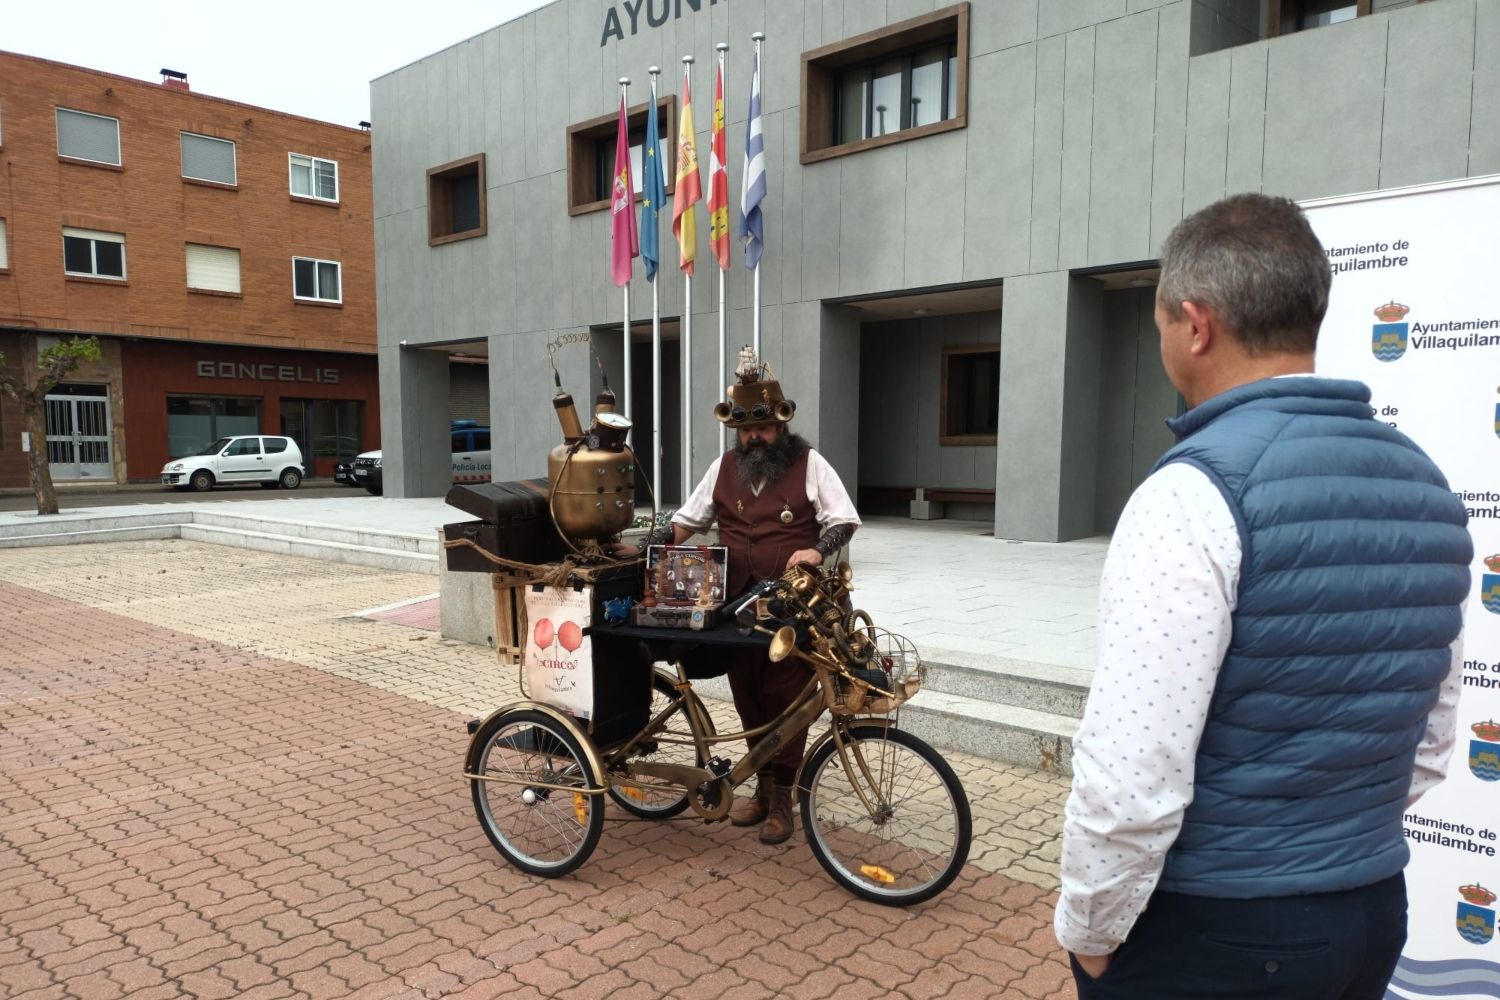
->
[640,91,666,282]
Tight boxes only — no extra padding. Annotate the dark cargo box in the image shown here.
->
[443,479,569,571]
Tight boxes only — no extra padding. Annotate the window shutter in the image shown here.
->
[62,226,123,244]
[181,133,236,184]
[186,244,241,293]
[56,109,121,164]
[0,219,8,270]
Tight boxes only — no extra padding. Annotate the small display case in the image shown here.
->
[631,544,729,629]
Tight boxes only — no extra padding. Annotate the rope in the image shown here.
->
[439,536,643,588]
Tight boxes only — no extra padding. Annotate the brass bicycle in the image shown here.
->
[463,563,972,907]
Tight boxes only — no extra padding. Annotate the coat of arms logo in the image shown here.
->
[1371,301,1410,362]
[1471,718,1500,783]
[1458,883,1497,945]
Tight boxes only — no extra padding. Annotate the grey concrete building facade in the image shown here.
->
[371,0,1500,540]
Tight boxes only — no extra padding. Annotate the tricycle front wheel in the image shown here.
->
[468,708,603,877]
[799,725,971,906]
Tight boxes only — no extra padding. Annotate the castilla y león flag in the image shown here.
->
[609,95,638,288]
[708,61,730,271]
[673,74,703,276]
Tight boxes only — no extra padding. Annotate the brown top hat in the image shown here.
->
[714,347,797,427]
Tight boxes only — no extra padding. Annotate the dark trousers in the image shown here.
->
[1070,874,1407,1000]
[726,648,812,787]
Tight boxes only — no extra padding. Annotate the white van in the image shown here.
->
[161,435,306,491]
[352,421,491,495]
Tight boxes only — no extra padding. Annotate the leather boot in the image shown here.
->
[759,784,794,844]
[729,778,770,827]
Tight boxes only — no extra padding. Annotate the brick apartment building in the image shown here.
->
[0,51,378,488]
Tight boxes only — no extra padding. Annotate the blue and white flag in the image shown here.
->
[739,50,765,271]
[640,87,666,282]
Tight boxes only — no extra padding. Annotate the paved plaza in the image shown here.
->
[0,539,1078,999]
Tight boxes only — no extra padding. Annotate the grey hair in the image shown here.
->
[1156,193,1331,355]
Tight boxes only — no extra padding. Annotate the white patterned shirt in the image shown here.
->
[1054,461,1466,957]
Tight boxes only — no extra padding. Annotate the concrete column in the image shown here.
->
[994,271,1103,541]
[378,343,451,498]
[815,302,862,492]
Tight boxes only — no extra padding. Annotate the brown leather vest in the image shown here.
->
[712,447,817,596]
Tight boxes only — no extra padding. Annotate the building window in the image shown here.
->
[289,153,338,202]
[56,108,122,166]
[835,42,958,144]
[63,227,126,280]
[566,95,677,216]
[802,3,968,165]
[0,219,9,270]
[428,153,487,246]
[167,396,260,458]
[281,398,363,464]
[1268,0,1370,37]
[186,244,241,294]
[940,344,999,445]
[181,132,237,185]
[292,257,341,303]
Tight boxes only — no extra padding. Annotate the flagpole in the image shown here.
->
[715,42,728,456]
[649,65,663,507]
[619,76,633,439]
[680,54,695,504]
[751,32,765,358]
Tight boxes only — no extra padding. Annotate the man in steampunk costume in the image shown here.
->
[648,349,860,843]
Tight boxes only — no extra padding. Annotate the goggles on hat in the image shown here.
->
[730,403,775,423]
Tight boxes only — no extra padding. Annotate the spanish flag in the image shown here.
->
[672,72,702,276]
[708,61,730,271]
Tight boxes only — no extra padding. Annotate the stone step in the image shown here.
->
[0,510,189,539]
[177,523,436,575]
[920,646,1091,719]
[0,523,182,548]
[191,511,436,555]
[678,669,1081,776]
[0,509,438,572]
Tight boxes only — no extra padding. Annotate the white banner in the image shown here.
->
[1306,175,1500,1000]
[523,585,594,720]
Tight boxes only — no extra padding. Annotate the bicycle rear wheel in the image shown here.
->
[468,709,603,877]
[799,724,970,906]
[607,670,712,819]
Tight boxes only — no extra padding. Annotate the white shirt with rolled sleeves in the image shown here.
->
[1053,461,1466,958]
[672,448,861,534]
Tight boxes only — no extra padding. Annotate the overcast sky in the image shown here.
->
[4,0,556,127]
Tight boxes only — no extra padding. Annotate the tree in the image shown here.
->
[0,335,104,515]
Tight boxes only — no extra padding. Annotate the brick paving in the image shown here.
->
[0,540,1076,999]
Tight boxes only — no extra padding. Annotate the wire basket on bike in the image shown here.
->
[828,627,924,717]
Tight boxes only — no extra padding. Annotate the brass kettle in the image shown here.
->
[547,389,636,540]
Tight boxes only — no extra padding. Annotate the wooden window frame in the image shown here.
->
[939,342,999,446]
[801,3,969,166]
[1266,0,1371,38]
[428,153,488,246]
[566,95,678,217]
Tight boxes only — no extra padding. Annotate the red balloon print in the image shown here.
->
[558,620,583,653]
[533,618,554,650]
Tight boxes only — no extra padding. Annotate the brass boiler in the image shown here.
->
[547,388,636,540]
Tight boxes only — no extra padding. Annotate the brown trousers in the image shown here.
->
[726,647,814,787]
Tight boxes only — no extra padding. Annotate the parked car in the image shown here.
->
[333,460,358,485]
[354,421,491,496]
[161,435,305,491]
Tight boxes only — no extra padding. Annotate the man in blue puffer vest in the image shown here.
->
[1054,193,1471,999]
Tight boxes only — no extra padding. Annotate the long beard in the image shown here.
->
[735,432,798,486]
